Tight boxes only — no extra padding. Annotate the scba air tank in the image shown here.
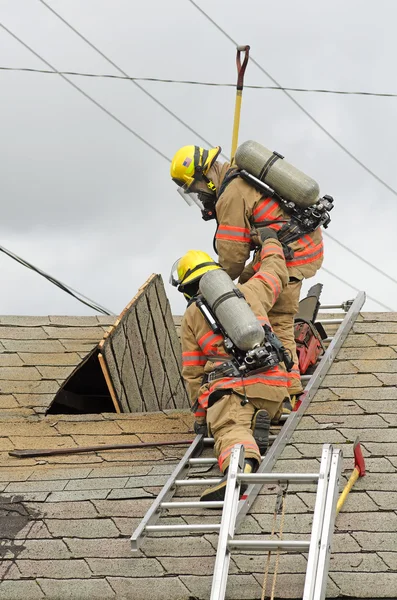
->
[199,269,264,352]
[235,140,320,208]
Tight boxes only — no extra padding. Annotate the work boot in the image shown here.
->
[282,397,293,414]
[251,410,271,456]
[200,459,257,503]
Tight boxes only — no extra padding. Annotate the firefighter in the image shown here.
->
[170,229,290,502]
[170,145,324,400]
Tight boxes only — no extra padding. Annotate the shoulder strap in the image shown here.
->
[217,168,241,198]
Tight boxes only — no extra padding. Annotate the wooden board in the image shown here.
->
[100,274,189,413]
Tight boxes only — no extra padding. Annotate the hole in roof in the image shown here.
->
[46,349,116,415]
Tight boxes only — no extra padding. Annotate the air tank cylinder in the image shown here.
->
[199,269,264,351]
[235,140,319,207]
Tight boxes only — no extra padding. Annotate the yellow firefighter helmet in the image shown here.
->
[170,250,220,292]
[170,145,221,190]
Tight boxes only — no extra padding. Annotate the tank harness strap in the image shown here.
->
[259,151,284,181]
[217,167,241,197]
[212,288,245,313]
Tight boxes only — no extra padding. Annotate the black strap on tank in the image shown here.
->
[212,288,245,313]
[259,151,284,181]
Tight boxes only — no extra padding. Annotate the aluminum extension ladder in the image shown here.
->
[211,443,342,600]
[130,292,365,596]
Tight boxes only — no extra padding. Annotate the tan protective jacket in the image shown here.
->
[180,238,290,421]
[213,163,324,281]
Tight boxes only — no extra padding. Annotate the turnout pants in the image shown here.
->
[206,392,284,473]
[268,278,303,396]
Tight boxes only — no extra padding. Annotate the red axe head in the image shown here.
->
[353,437,366,477]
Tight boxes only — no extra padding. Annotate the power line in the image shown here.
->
[188,0,397,200]
[0,21,171,162]
[0,244,115,315]
[37,0,229,161]
[322,267,395,312]
[3,65,397,98]
[324,231,397,286]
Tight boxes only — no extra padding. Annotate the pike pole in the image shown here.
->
[230,45,250,163]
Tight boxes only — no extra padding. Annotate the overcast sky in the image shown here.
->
[0,0,396,317]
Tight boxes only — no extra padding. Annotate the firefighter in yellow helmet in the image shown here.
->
[170,228,291,502]
[170,144,325,400]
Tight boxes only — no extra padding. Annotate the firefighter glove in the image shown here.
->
[259,227,279,243]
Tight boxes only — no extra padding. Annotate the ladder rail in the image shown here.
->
[302,444,333,600]
[210,445,244,600]
[235,290,365,528]
[312,449,342,600]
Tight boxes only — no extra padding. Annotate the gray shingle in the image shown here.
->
[107,576,188,600]
[45,518,119,538]
[0,580,44,599]
[86,557,163,577]
[38,578,115,599]
[331,572,397,597]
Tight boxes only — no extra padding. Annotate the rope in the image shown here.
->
[261,483,288,600]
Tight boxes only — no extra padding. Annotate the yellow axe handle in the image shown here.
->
[336,466,360,514]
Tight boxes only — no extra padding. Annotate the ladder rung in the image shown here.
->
[228,539,310,551]
[318,303,345,310]
[161,501,223,509]
[324,337,333,343]
[189,457,219,465]
[316,318,343,325]
[203,435,276,444]
[301,375,311,382]
[175,478,222,486]
[238,472,319,484]
[189,454,265,465]
[146,524,220,532]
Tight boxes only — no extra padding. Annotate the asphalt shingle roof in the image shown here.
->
[0,311,397,599]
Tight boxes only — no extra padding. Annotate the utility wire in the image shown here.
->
[0,22,171,162]
[37,0,229,161]
[324,231,397,286]
[3,65,397,98]
[322,267,395,312]
[188,0,397,200]
[0,244,115,315]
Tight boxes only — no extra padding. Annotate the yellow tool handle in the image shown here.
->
[230,45,250,163]
[231,91,242,163]
[336,466,360,514]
